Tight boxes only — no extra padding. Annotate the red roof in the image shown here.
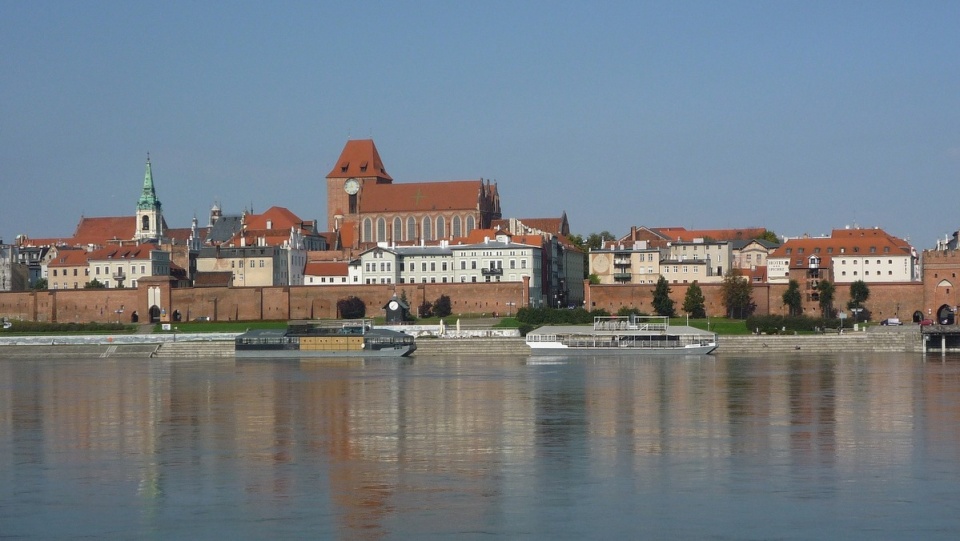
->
[72,216,137,246]
[327,139,393,181]
[243,206,304,230]
[656,227,766,242]
[304,261,349,276]
[360,180,484,213]
[47,249,89,267]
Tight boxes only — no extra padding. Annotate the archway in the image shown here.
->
[937,304,955,325]
[149,305,161,323]
[131,311,139,323]
[912,310,923,323]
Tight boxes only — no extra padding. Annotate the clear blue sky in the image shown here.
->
[2,1,958,247]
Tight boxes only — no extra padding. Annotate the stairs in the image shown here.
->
[415,338,528,357]
[153,340,235,358]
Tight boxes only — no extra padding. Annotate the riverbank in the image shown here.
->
[0,328,929,358]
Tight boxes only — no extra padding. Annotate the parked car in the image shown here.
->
[194,316,211,322]
[880,318,902,326]
[920,319,934,326]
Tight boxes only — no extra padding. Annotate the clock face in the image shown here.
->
[593,254,610,273]
[344,178,360,195]
[389,301,399,311]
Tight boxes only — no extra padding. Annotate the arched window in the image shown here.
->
[393,217,402,241]
[363,218,373,242]
[377,218,387,242]
[452,216,462,238]
[141,215,150,231]
[466,215,476,234]
[422,217,432,241]
[436,216,446,240]
[406,217,416,240]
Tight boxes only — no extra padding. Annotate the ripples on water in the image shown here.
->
[2,353,960,540]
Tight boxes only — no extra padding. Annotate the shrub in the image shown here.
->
[337,296,366,319]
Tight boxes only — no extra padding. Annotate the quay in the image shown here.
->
[0,327,936,358]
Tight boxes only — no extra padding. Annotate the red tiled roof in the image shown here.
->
[47,249,89,267]
[655,227,766,242]
[359,180,484,213]
[326,139,393,181]
[243,206,304,230]
[304,261,349,276]
[72,216,137,246]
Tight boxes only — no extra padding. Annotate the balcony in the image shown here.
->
[481,267,503,276]
[613,272,631,282]
[113,270,126,281]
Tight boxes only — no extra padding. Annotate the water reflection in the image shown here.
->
[1,353,960,539]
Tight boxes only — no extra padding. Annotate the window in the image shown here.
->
[466,215,476,234]
[421,262,427,272]
[430,262,436,271]
[393,217,402,241]
[410,263,415,271]
[471,261,477,270]
[521,260,527,269]
[510,260,516,269]
[442,262,448,271]
[436,216,446,239]
[460,261,466,270]
[363,218,373,242]
[377,218,386,241]
[422,217,433,240]
[453,216,462,238]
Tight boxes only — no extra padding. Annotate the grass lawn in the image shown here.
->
[670,317,750,335]
[152,320,288,333]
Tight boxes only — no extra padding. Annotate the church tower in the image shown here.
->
[325,139,392,231]
[135,155,163,241]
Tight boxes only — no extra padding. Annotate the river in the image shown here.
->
[1,352,959,540]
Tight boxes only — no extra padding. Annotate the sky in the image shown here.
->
[2,1,958,248]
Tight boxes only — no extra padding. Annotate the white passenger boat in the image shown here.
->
[525,315,717,356]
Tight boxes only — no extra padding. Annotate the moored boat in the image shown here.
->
[525,315,717,356]
[235,320,416,358]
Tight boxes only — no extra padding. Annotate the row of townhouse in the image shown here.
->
[590,238,750,285]
[303,231,545,306]
[46,245,172,290]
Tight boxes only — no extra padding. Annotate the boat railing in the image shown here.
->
[593,315,668,332]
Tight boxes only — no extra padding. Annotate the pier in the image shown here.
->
[920,325,960,354]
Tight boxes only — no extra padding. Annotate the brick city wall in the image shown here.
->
[0,278,929,324]
[586,281,923,319]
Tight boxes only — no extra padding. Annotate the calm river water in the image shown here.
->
[2,352,960,540]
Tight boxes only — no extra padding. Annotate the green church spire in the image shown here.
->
[136,154,162,211]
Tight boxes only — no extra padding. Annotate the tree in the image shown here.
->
[652,276,676,317]
[782,279,803,316]
[847,280,870,321]
[31,278,48,290]
[433,294,452,318]
[757,230,779,243]
[84,279,106,289]
[682,281,706,318]
[418,300,433,318]
[721,268,754,319]
[816,280,836,318]
[337,296,366,319]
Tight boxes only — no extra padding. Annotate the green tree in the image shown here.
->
[337,296,366,319]
[652,276,676,317]
[433,294,452,318]
[721,268,754,319]
[817,280,836,317]
[587,273,600,285]
[757,230,779,243]
[782,279,803,316]
[84,279,106,289]
[31,278,48,290]
[847,280,870,321]
[682,281,706,318]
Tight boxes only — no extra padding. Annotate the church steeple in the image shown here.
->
[135,154,163,241]
[137,154,162,212]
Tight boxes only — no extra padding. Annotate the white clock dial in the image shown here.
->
[344,178,360,195]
